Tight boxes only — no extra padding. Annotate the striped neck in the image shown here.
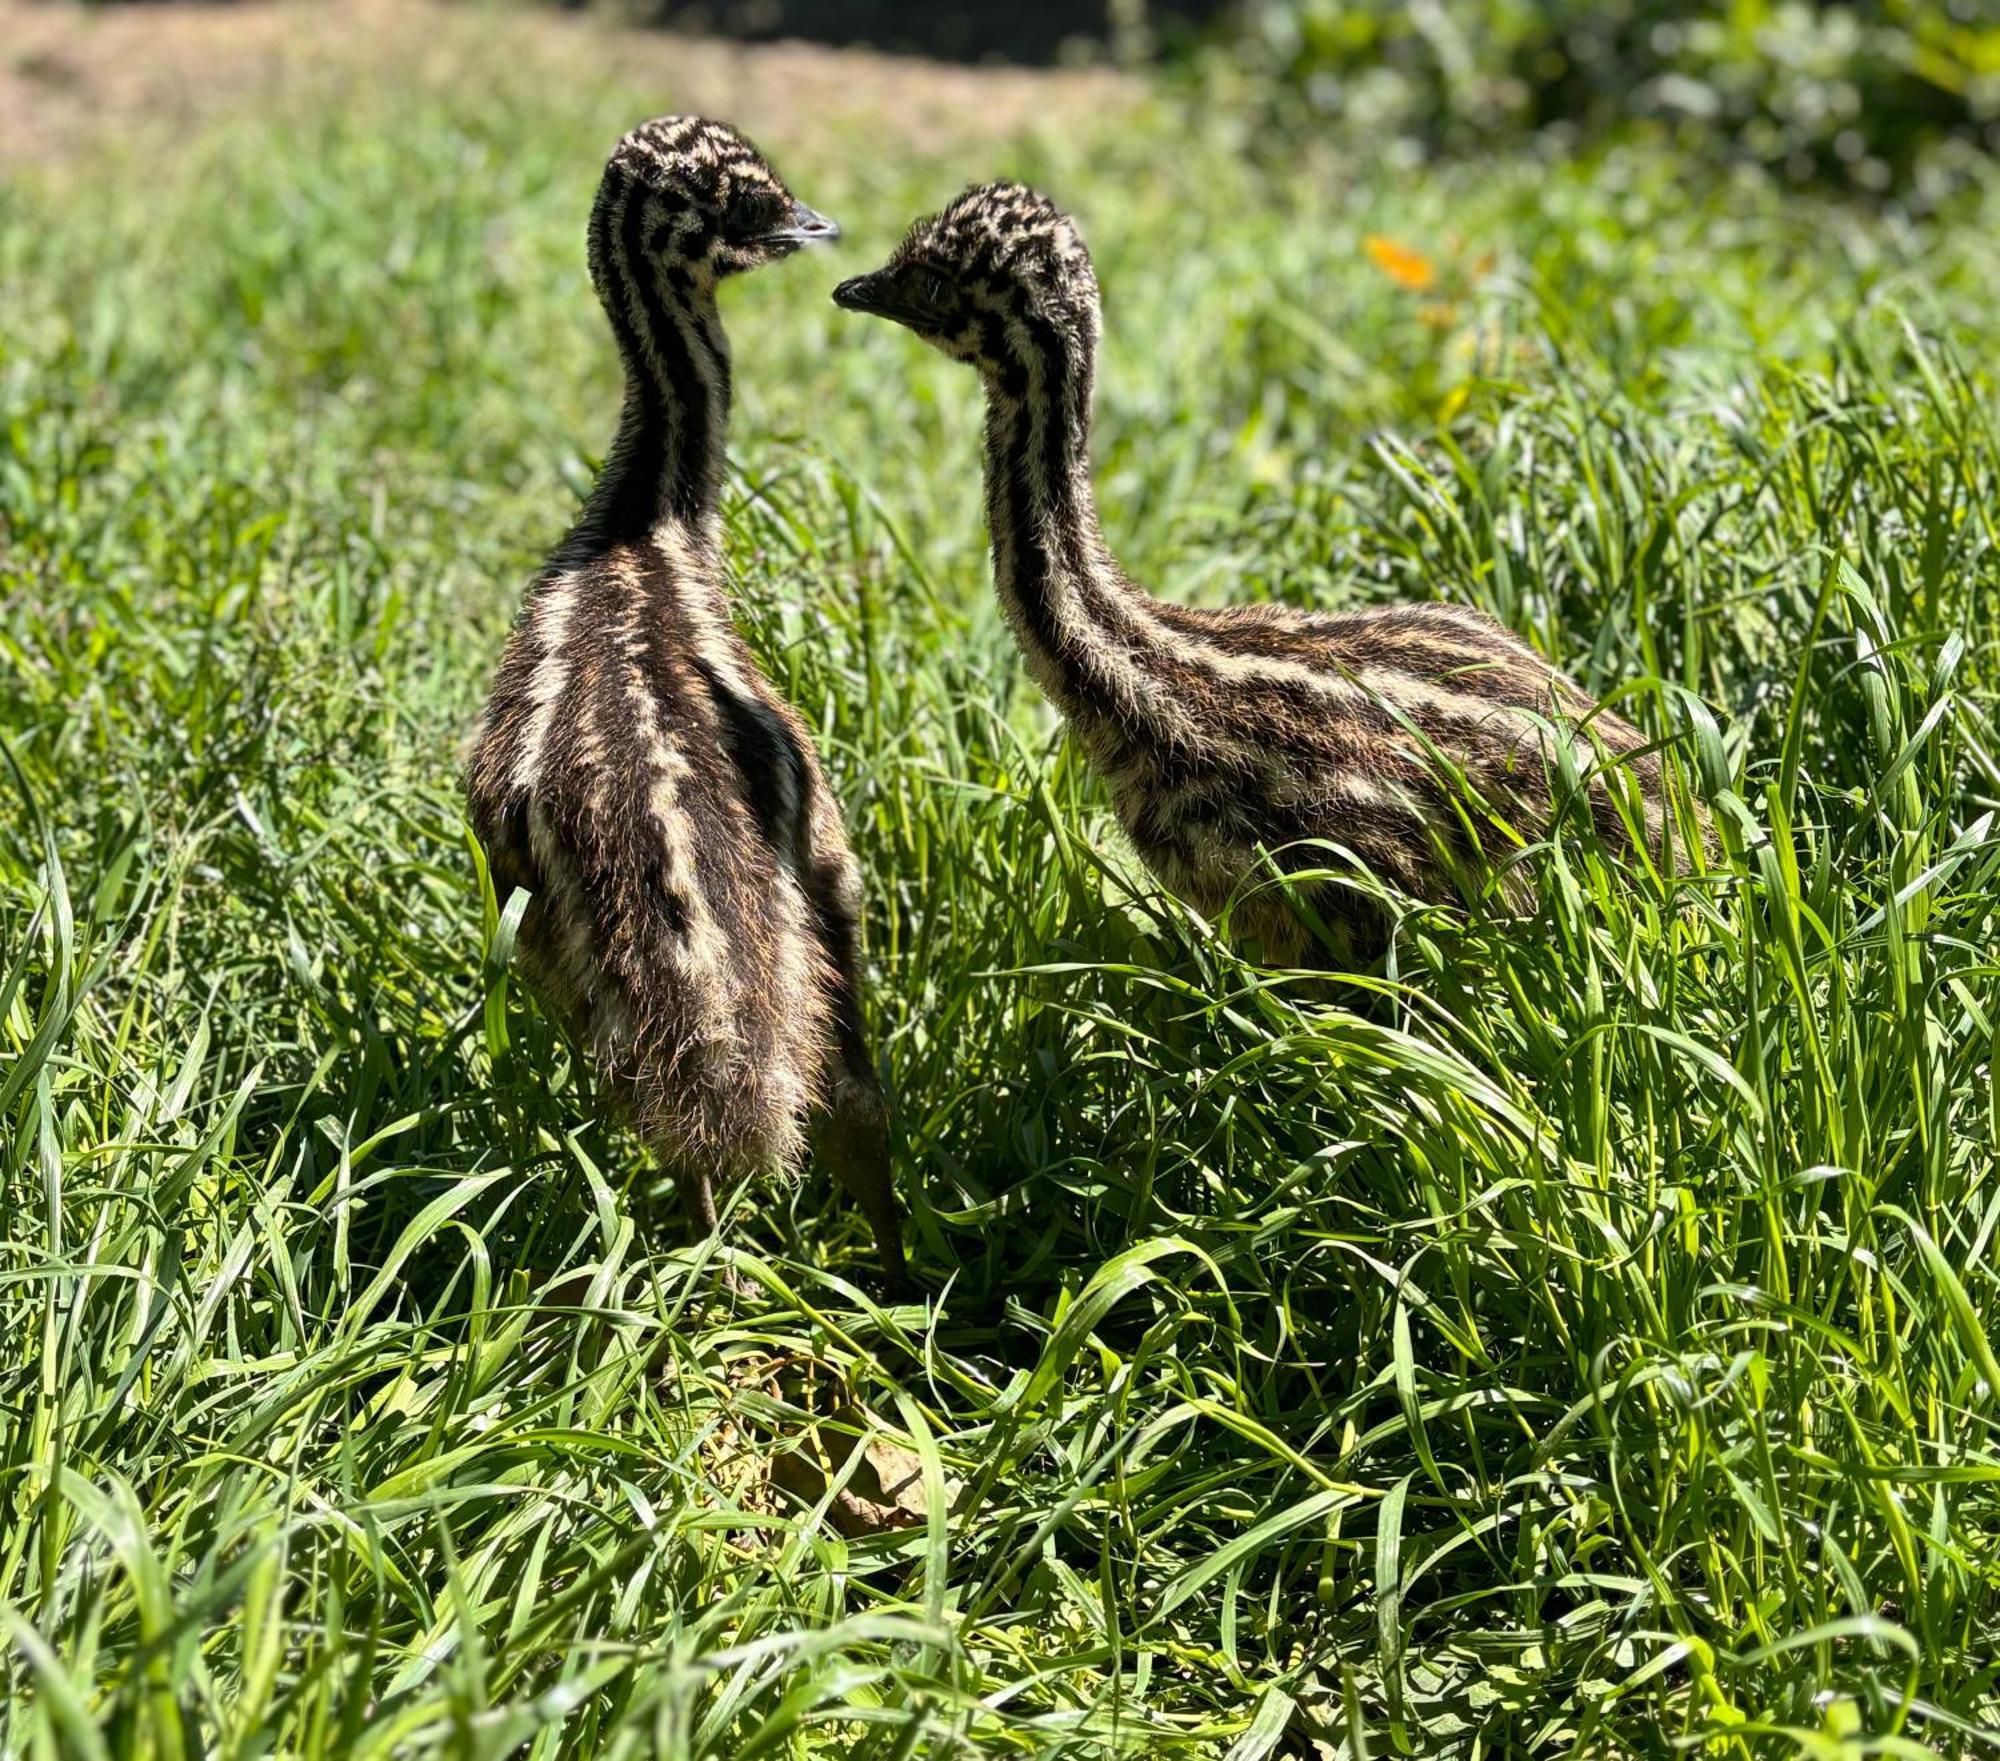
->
[980,327,1159,720]
[584,190,732,549]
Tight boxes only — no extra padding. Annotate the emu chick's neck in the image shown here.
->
[586,223,733,550]
[979,335,1163,724]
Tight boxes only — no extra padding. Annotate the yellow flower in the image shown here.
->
[1364,235,1438,292]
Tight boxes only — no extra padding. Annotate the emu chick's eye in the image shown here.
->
[922,272,950,306]
[723,194,776,241]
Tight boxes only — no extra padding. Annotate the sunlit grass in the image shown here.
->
[3,28,1999,1758]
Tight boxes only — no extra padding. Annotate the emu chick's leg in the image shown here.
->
[677,1163,720,1239]
[673,1162,760,1298]
[816,1068,906,1293]
[797,783,907,1291]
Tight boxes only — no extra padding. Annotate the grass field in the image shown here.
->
[4,6,2000,1754]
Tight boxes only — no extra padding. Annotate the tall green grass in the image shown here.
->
[4,35,1999,1758]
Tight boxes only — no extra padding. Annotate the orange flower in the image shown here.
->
[1364,235,1438,292]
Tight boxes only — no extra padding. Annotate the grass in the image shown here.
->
[4,16,2000,1756]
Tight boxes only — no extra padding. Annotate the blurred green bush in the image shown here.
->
[1210,1,2000,196]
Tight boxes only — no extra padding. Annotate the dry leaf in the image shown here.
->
[770,1406,939,1537]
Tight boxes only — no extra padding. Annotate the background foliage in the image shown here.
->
[1223,0,2000,198]
[3,1,2000,1755]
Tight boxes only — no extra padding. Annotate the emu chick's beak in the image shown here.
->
[831,270,892,316]
[832,270,939,332]
[766,200,841,247]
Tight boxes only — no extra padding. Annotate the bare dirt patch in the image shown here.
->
[0,0,1138,173]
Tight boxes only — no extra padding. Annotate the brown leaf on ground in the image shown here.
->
[768,1406,936,1537]
[691,1351,953,1539]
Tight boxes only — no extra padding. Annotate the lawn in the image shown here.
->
[3,4,2000,1755]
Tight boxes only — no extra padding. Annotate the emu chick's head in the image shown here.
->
[833,183,1098,376]
[590,116,838,298]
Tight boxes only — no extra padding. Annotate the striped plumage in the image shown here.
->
[466,118,904,1285]
[836,184,1685,963]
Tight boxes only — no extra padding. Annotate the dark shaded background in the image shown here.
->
[550,0,1231,63]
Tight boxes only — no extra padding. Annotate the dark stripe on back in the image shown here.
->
[692,656,809,858]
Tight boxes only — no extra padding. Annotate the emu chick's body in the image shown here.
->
[837,184,1676,962]
[467,118,903,1282]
